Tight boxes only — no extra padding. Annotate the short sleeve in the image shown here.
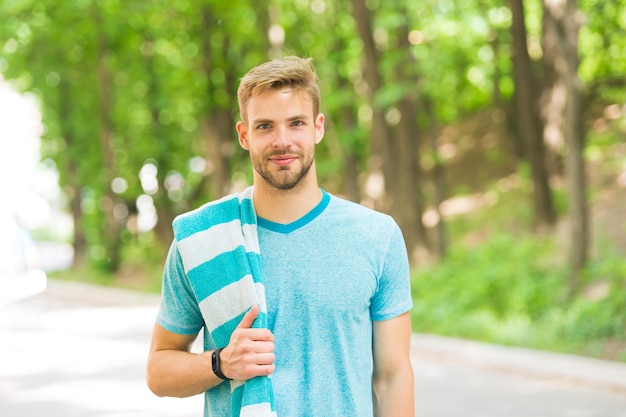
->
[370,223,413,321]
[156,240,205,335]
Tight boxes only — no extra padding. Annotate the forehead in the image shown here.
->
[247,88,314,119]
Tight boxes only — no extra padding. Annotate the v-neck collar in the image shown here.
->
[257,190,330,234]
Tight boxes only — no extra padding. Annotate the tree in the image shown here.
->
[349,0,429,258]
[509,0,556,228]
[542,0,588,296]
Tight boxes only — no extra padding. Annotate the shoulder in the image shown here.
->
[322,193,402,244]
[326,193,397,227]
[172,187,255,241]
[175,188,248,223]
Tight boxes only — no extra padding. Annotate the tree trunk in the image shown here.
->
[94,6,122,271]
[200,5,236,198]
[336,102,362,202]
[59,80,87,267]
[509,0,556,228]
[425,99,447,259]
[67,166,87,268]
[327,26,362,203]
[349,0,394,203]
[392,14,429,256]
[542,0,588,296]
[144,33,176,252]
[349,0,428,258]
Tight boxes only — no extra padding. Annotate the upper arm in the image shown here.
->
[370,223,412,322]
[372,312,413,379]
[146,323,210,398]
[157,241,204,335]
[371,222,413,376]
[149,322,199,354]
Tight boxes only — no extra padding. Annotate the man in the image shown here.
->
[147,56,414,417]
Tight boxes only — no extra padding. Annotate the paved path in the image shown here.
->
[411,336,626,416]
[1,279,626,417]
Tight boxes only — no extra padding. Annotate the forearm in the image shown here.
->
[373,365,415,417]
[147,349,225,398]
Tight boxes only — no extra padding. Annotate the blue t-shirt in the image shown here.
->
[157,191,412,417]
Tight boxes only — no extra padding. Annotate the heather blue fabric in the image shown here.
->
[258,191,412,417]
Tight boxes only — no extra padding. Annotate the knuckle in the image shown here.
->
[242,341,256,353]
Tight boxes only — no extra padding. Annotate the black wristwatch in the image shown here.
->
[212,347,232,381]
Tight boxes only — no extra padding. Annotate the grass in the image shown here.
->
[48,236,165,295]
[49,262,164,294]
[410,177,626,363]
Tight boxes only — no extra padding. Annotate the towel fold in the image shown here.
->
[172,186,276,417]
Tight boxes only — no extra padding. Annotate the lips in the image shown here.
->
[269,155,297,166]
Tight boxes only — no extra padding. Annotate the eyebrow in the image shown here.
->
[288,114,310,122]
[252,118,273,126]
[251,114,310,125]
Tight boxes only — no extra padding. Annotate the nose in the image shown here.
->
[272,126,290,148]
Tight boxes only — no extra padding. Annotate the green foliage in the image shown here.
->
[49,232,166,293]
[568,292,626,342]
[412,233,566,333]
[411,233,626,361]
[579,0,626,84]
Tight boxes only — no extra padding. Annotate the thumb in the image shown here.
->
[236,304,260,329]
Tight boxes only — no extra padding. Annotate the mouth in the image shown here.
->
[269,154,298,166]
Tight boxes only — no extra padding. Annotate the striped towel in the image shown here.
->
[172,186,277,417]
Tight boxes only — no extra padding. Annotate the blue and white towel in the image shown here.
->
[172,186,277,417]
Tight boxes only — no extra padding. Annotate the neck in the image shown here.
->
[252,171,322,225]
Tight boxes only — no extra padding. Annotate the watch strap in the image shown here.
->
[212,347,232,381]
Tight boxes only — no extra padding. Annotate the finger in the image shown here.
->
[237,329,274,343]
[255,352,275,365]
[236,304,260,329]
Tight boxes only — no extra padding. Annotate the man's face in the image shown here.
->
[236,88,324,191]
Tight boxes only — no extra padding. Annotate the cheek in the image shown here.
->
[248,143,267,159]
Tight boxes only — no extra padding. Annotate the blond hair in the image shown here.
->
[237,56,320,124]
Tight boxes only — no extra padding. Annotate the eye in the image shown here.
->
[257,123,271,130]
[291,120,304,127]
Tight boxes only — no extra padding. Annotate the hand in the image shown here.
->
[219,305,275,381]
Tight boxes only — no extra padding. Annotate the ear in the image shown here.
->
[314,113,325,144]
[236,121,249,150]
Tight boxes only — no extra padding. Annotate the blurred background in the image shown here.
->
[0,0,624,361]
